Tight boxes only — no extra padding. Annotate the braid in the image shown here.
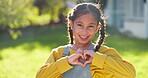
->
[68,26,74,44]
[67,12,74,44]
[94,17,106,52]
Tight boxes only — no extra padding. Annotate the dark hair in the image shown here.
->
[67,3,106,52]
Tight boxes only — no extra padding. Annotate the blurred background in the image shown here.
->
[0,0,148,78]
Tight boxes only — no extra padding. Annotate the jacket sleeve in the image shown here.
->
[92,47,136,78]
[36,48,73,78]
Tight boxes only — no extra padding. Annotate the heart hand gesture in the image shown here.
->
[68,48,85,66]
[83,50,95,66]
[68,48,95,67]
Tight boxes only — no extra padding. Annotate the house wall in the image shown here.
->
[123,19,147,39]
[104,0,115,26]
[145,1,148,39]
[121,1,148,39]
[105,0,148,39]
[104,0,123,28]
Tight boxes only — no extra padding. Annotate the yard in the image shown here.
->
[0,24,148,78]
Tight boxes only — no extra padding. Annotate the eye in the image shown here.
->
[89,25,94,28]
[78,24,82,27]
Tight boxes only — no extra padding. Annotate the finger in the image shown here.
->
[77,48,83,53]
[85,57,92,63]
[84,58,92,66]
[77,48,85,59]
[83,51,91,59]
[80,53,85,59]
[77,62,84,67]
[84,50,94,59]
[83,51,87,59]
[86,54,91,60]
[76,52,84,59]
[77,53,84,59]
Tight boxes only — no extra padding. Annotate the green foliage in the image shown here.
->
[0,0,108,39]
[9,29,22,40]
[0,0,35,39]
[45,0,66,22]
[28,13,51,26]
[0,0,53,39]
[0,0,33,29]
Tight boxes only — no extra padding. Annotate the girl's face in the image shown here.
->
[71,13,100,44]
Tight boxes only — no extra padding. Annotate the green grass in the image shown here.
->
[0,24,148,78]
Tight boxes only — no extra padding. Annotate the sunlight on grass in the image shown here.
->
[122,52,148,78]
[0,42,51,78]
[0,42,148,78]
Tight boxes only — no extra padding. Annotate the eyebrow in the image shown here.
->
[89,23,96,25]
[75,21,96,25]
[75,21,83,24]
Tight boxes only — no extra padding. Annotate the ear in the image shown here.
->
[95,24,101,33]
[69,21,74,29]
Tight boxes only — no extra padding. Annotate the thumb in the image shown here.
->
[77,62,84,67]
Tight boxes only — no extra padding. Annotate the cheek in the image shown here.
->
[73,26,81,33]
[73,27,77,32]
[88,29,97,34]
[88,29,98,38]
[90,32,96,37]
[72,27,80,36]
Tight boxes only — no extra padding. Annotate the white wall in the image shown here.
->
[122,19,147,39]
[105,0,148,39]
[104,0,114,26]
[144,2,148,39]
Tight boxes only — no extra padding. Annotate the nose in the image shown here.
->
[81,28,87,35]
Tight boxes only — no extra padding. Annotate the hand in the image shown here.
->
[68,48,85,66]
[83,50,95,66]
[68,48,95,67]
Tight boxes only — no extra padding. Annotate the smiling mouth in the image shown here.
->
[79,35,89,40]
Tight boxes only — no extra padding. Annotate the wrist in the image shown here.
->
[68,56,72,65]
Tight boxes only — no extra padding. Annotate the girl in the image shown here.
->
[36,3,136,78]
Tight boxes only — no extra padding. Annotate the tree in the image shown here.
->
[0,0,67,39]
[0,0,107,39]
[34,0,67,24]
[0,0,36,39]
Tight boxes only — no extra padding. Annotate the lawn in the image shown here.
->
[0,24,148,78]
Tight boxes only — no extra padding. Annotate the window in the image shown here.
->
[134,0,144,17]
[124,0,144,18]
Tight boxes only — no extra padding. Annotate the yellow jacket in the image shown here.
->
[36,45,136,78]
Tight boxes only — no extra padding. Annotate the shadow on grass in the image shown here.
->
[105,34,148,55]
[0,24,148,55]
[0,24,68,50]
